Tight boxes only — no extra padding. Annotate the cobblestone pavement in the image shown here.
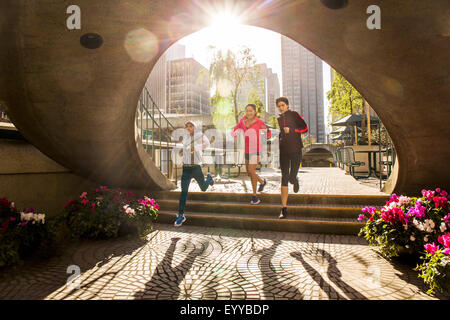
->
[0,224,447,300]
[175,167,388,195]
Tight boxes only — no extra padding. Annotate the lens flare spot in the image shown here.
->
[124,28,159,63]
[382,76,404,98]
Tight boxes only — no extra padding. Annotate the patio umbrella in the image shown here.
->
[330,126,361,135]
[331,113,379,127]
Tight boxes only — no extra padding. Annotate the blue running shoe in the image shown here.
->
[250,195,261,205]
[206,173,214,186]
[258,178,267,192]
[174,214,186,227]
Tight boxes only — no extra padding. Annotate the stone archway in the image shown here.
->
[0,0,448,194]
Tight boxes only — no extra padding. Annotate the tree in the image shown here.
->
[204,46,260,126]
[327,70,363,119]
[327,70,364,144]
[246,89,265,119]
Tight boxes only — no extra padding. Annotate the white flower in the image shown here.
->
[440,222,447,233]
[10,202,15,208]
[424,235,429,242]
[399,196,411,206]
[389,202,399,209]
[123,205,129,210]
[410,235,415,241]
[405,245,410,249]
[403,224,408,230]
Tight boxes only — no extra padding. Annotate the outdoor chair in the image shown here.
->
[343,146,366,179]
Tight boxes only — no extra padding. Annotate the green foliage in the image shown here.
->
[0,198,59,268]
[416,250,450,295]
[358,189,450,294]
[62,187,159,239]
[206,46,260,124]
[268,115,279,129]
[245,89,265,119]
[327,70,363,120]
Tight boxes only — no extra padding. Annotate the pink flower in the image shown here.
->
[421,190,435,201]
[436,188,441,193]
[80,192,87,199]
[9,217,16,221]
[358,214,365,221]
[444,248,450,255]
[95,188,99,193]
[381,207,408,225]
[82,199,89,205]
[438,234,450,248]
[424,243,440,255]
[100,186,108,191]
[91,203,96,212]
[19,221,28,227]
[362,206,377,215]
[96,196,103,201]
[153,203,160,210]
[444,214,450,225]
[408,201,426,219]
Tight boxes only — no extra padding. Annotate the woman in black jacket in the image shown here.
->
[276,97,308,219]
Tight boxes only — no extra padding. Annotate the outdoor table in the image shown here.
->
[355,150,381,178]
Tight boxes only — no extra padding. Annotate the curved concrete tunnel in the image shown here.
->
[0,0,448,194]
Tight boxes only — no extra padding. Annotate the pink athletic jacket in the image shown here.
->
[231,116,271,154]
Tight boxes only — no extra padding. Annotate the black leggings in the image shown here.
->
[280,152,302,186]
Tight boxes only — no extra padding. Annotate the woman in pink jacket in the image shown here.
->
[231,104,271,204]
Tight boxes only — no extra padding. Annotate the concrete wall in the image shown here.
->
[0,139,165,218]
[0,139,98,218]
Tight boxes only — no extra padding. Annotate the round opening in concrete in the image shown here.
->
[80,33,103,49]
[320,0,349,9]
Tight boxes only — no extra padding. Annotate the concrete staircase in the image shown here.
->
[152,191,389,235]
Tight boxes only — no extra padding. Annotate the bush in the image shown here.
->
[62,186,159,239]
[0,198,57,268]
[358,188,450,294]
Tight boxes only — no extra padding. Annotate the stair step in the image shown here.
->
[157,210,364,236]
[152,191,389,206]
[157,199,368,219]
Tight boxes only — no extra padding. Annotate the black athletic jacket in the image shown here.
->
[277,109,308,153]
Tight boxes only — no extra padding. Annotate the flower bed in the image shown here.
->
[358,188,449,294]
[62,186,159,239]
[0,198,57,268]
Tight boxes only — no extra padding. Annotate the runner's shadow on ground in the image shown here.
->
[133,237,205,299]
[290,248,368,300]
[256,239,303,299]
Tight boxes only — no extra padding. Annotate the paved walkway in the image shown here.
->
[0,224,447,300]
[175,167,388,196]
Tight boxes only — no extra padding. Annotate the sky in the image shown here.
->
[177,22,332,128]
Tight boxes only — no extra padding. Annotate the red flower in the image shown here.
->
[432,196,448,209]
[0,218,9,234]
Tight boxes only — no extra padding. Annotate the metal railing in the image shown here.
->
[135,87,178,183]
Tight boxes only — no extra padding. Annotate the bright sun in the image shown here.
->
[206,12,242,50]
[210,12,242,30]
